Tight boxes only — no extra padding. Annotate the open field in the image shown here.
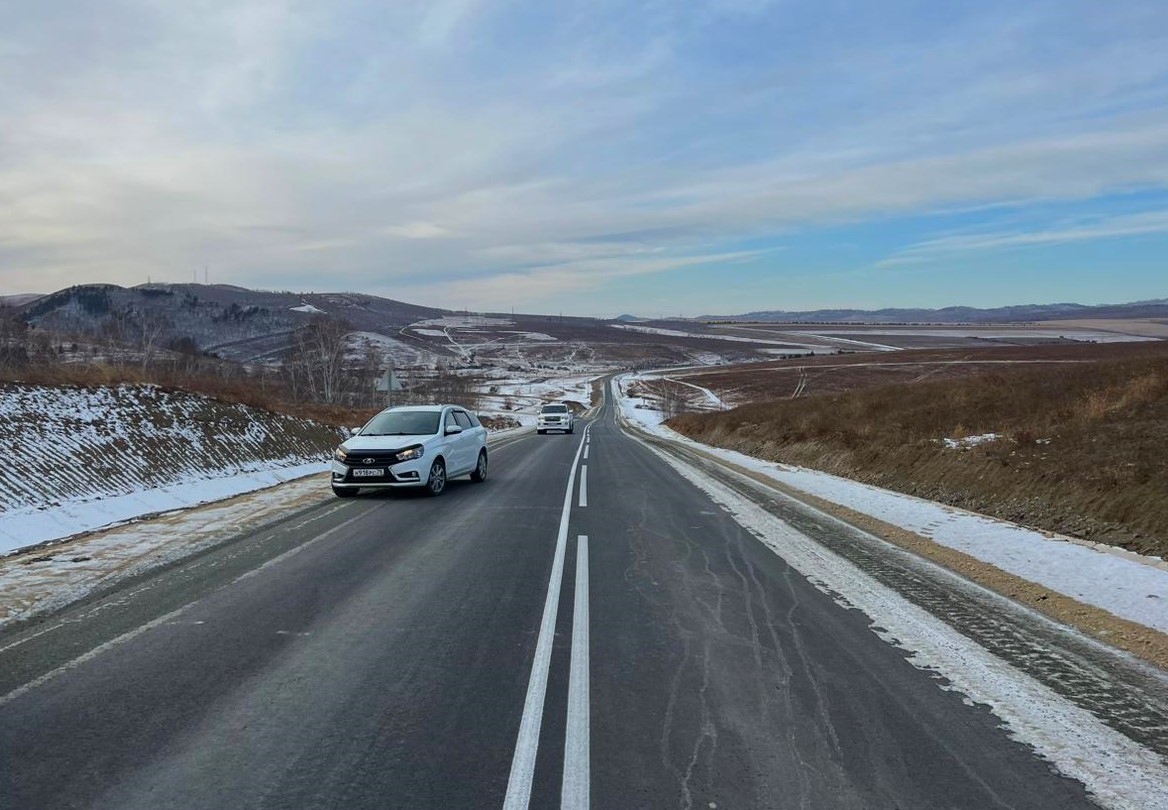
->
[667,341,1168,406]
[669,340,1168,557]
[1041,319,1168,339]
[707,320,1159,351]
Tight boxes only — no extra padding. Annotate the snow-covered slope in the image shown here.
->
[0,383,341,554]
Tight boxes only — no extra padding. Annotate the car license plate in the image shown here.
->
[352,468,385,478]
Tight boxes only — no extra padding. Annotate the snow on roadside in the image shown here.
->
[611,377,1168,635]
[0,474,333,628]
[649,444,1168,810]
[0,461,327,556]
[0,383,340,557]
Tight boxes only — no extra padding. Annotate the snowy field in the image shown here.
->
[347,331,440,368]
[475,371,599,427]
[611,322,828,349]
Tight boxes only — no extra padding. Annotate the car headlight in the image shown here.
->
[334,447,349,462]
[396,444,424,462]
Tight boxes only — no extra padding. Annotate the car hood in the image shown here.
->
[343,434,434,451]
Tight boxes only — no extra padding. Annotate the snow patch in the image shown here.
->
[941,433,1002,449]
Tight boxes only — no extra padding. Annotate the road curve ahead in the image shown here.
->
[0,385,1152,809]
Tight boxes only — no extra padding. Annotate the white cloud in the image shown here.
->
[875,209,1168,267]
[382,222,452,240]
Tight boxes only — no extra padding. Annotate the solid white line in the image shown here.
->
[503,432,588,810]
[578,466,588,508]
[562,535,590,809]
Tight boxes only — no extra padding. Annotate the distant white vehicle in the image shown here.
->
[537,403,574,434]
[330,405,488,497]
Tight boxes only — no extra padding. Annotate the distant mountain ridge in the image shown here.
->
[701,299,1168,324]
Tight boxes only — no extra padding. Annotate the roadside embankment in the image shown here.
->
[0,382,341,554]
[669,352,1168,558]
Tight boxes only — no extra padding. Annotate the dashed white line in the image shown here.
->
[562,535,590,809]
[578,466,588,508]
[503,432,588,810]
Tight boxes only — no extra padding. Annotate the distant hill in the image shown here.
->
[701,299,1168,324]
[0,293,45,307]
[18,283,448,363]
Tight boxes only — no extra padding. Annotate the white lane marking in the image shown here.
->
[583,444,589,460]
[578,466,588,508]
[562,535,590,810]
[503,432,588,810]
[0,507,378,709]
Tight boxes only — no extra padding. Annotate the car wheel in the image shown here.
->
[425,459,447,496]
[537,429,545,434]
[470,450,488,483]
[567,426,574,434]
[332,486,358,498]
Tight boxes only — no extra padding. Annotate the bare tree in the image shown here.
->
[0,304,29,370]
[282,316,353,405]
[135,309,172,372]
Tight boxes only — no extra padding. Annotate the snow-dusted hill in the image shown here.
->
[0,383,342,553]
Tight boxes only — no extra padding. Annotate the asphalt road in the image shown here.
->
[0,390,1115,809]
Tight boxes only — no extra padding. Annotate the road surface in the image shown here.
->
[1,387,1163,809]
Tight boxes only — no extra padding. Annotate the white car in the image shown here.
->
[537,403,574,434]
[330,404,488,497]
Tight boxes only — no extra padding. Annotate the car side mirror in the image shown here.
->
[445,425,463,436]
[350,426,362,436]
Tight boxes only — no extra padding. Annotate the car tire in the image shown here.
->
[425,459,446,496]
[332,486,358,498]
[537,429,545,435]
[567,426,574,434]
[470,450,488,483]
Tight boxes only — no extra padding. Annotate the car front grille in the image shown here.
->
[341,449,404,466]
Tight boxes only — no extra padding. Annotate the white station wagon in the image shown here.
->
[330,404,488,497]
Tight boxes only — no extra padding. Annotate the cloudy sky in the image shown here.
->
[1,0,1166,316]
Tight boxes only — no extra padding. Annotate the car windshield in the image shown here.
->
[360,411,440,436]
[541,405,568,414]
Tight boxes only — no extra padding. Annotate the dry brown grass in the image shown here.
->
[0,363,376,428]
[679,340,1168,405]
[671,350,1168,557]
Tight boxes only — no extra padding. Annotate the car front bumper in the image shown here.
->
[330,457,428,489]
